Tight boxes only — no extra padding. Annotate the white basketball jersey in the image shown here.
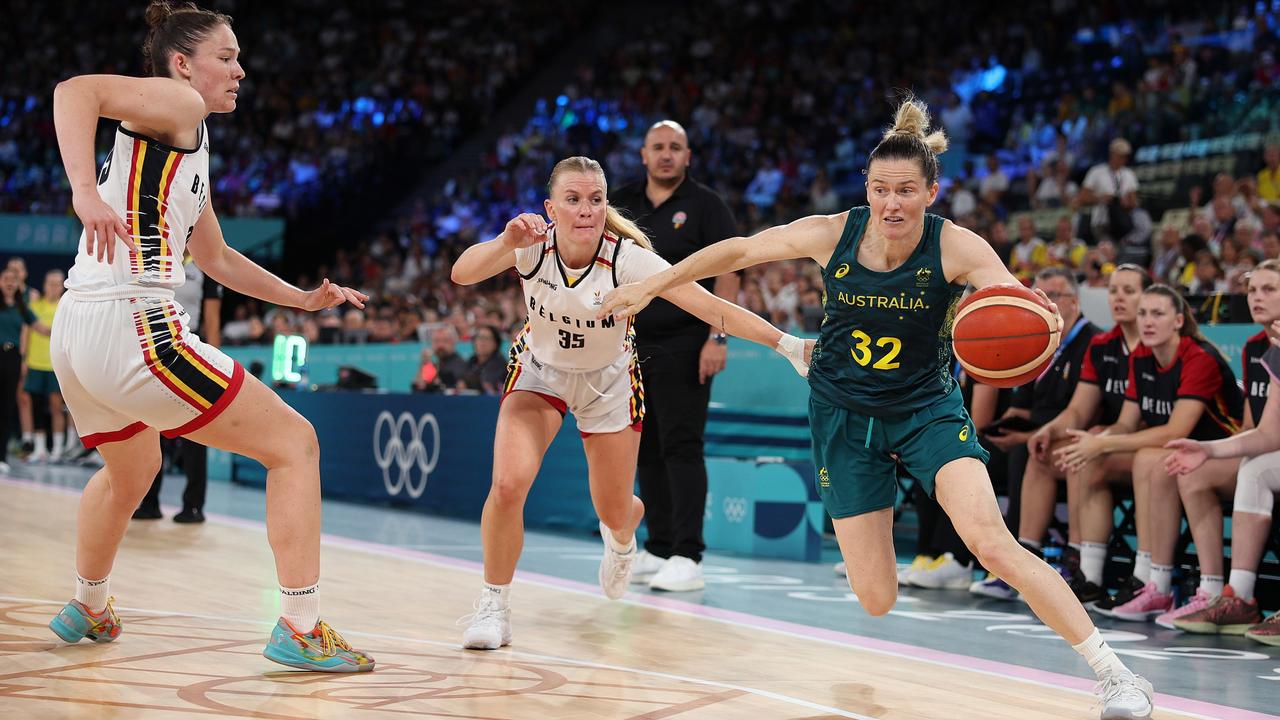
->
[66,123,210,294]
[514,231,670,371]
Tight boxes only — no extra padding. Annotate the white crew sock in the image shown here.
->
[1080,542,1107,584]
[75,574,109,613]
[602,525,635,554]
[1073,629,1129,679]
[280,583,319,631]
[1134,551,1152,583]
[1199,574,1224,597]
[1150,564,1173,595]
[21,432,32,444]
[483,582,511,608]
[1229,570,1257,601]
[34,433,46,455]
[52,432,65,457]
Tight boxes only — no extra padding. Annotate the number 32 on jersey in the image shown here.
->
[849,330,902,370]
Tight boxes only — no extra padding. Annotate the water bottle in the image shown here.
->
[1043,543,1063,575]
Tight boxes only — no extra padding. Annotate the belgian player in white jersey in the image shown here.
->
[47,1,372,672]
[451,156,809,650]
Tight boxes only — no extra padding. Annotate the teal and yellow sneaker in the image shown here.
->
[262,618,375,672]
[49,597,122,643]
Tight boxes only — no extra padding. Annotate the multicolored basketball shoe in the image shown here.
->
[49,597,122,643]
[262,618,375,672]
[1245,613,1280,646]
[1173,586,1263,635]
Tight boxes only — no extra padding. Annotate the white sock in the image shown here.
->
[602,526,635,554]
[52,432,64,456]
[75,574,109,613]
[483,582,511,608]
[1150,564,1173,594]
[34,434,46,455]
[1018,537,1042,550]
[1229,570,1258,601]
[22,432,32,443]
[1073,629,1129,679]
[1199,574,1224,596]
[1134,551,1152,583]
[1068,542,1082,552]
[1080,542,1107,584]
[280,583,319,631]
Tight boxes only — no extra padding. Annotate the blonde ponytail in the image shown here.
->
[868,94,948,184]
[548,155,654,250]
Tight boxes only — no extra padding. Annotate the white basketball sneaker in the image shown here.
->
[598,522,636,600]
[910,553,974,590]
[1096,671,1154,719]
[460,590,511,650]
[630,550,666,583]
[648,556,705,592]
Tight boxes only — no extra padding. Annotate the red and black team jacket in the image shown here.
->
[1124,335,1243,441]
[1079,326,1131,426]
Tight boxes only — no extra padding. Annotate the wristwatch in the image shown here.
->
[712,332,728,345]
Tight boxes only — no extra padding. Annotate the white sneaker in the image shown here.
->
[897,554,934,587]
[834,561,848,577]
[460,590,511,650]
[630,550,666,583]
[910,552,974,590]
[0,461,10,474]
[648,555,705,592]
[1096,671,1154,719]
[598,522,636,600]
[27,448,48,464]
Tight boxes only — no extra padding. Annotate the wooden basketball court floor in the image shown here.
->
[2,472,1275,719]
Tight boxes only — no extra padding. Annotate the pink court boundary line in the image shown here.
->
[4,476,1267,720]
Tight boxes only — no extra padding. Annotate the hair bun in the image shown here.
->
[145,1,177,29]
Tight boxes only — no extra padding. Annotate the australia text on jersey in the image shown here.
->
[528,295,617,329]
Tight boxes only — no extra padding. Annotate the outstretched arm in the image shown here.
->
[600,212,846,319]
[452,213,548,285]
[187,202,366,311]
[661,283,808,376]
[54,75,207,264]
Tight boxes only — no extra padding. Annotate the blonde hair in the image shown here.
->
[548,156,653,251]
[868,95,949,184]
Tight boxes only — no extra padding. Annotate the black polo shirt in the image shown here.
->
[1010,317,1101,426]
[610,175,737,351]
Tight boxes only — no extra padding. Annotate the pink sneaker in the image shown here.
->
[1155,588,1212,630]
[1111,582,1173,622]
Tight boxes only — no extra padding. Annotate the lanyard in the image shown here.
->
[1037,317,1089,383]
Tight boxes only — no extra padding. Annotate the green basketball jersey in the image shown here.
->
[808,207,964,415]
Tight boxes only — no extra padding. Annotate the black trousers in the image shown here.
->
[0,345,20,463]
[636,344,711,562]
[912,481,974,566]
[139,437,207,512]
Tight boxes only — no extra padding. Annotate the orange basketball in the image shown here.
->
[952,283,1061,388]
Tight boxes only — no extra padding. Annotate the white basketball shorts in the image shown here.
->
[501,346,644,436]
[51,289,245,448]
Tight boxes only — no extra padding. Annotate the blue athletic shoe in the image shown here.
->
[49,597,122,643]
[262,618,375,672]
[969,573,1019,601]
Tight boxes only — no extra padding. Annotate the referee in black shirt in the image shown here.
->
[610,120,739,592]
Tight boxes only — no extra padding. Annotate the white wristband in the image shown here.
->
[774,333,808,377]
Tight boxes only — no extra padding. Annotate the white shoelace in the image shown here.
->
[1095,672,1150,710]
[457,595,508,629]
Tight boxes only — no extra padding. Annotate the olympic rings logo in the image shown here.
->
[372,411,440,499]
[722,496,748,523]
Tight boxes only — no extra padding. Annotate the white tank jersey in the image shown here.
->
[66,122,210,295]
[514,230,671,371]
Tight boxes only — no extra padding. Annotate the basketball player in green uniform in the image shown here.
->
[601,99,1155,719]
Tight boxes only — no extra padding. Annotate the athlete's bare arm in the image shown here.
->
[941,220,1062,323]
[600,212,847,320]
[452,213,548,285]
[660,282,784,352]
[54,76,207,264]
[187,202,366,311]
